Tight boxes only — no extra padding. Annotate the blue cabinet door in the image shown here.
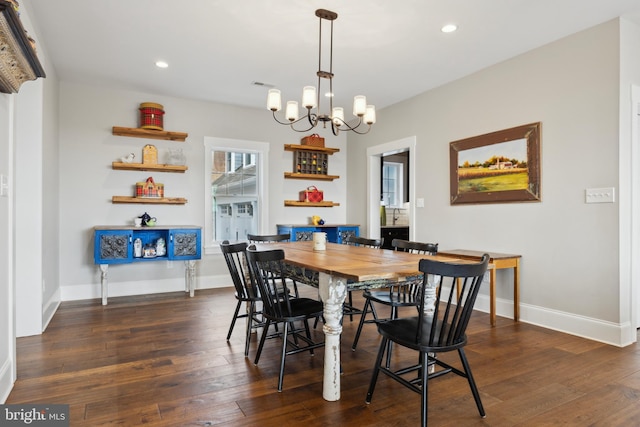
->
[168,228,202,260]
[94,230,132,264]
[278,225,316,242]
[334,226,359,244]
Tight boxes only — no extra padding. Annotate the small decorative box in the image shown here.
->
[301,133,325,147]
[299,185,324,202]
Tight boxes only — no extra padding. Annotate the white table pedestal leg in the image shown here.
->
[184,260,196,297]
[99,264,108,306]
[318,271,347,401]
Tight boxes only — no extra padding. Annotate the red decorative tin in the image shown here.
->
[139,102,164,130]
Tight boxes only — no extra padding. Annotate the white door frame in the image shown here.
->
[631,85,640,333]
[366,136,417,240]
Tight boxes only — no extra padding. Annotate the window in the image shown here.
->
[204,137,269,252]
[382,161,403,208]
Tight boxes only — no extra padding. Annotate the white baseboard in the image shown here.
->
[42,287,61,331]
[0,358,14,404]
[61,274,231,302]
[473,293,627,347]
[60,277,629,347]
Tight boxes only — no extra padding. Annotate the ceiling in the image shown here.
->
[26,0,640,115]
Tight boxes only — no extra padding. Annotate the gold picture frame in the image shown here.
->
[449,122,541,205]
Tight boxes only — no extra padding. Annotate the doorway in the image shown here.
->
[366,136,416,240]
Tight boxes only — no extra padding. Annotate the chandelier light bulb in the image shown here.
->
[353,96,367,116]
[332,107,344,126]
[267,89,282,111]
[302,86,317,109]
[286,101,299,122]
[364,105,376,125]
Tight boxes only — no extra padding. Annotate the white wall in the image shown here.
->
[14,80,44,337]
[0,89,15,403]
[348,19,633,345]
[57,82,348,301]
[618,17,640,344]
[13,0,59,338]
[1,0,58,400]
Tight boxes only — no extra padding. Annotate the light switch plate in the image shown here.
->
[416,198,425,208]
[0,174,8,197]
[585,187,615,203]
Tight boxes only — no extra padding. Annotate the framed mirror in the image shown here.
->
[449,122,541,205]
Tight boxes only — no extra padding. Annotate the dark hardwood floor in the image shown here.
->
[7,286,640,426]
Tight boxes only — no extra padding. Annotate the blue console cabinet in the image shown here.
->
[277,224,359,244]
[93,225,201,305]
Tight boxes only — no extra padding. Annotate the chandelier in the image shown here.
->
[267,9,376,135]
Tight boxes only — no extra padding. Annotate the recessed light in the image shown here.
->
[441,24,458,33]
[155,61,169,69]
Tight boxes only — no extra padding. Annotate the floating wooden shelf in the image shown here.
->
[112,162,188,173]
[284,144,339,154]
[284,200,340,207]
[284,172,339,181]
[112,196,188,205]
[112,126,188,142]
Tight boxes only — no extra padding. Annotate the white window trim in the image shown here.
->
[203,137,269,254]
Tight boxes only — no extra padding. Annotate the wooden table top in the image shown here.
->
[255,241,476,284]
[437,249,521,260]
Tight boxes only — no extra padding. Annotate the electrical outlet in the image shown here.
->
[166,261,174,269]
[585,187,615,203]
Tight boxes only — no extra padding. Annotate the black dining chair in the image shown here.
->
[247,233,300,298]
[220,240,263,357]
[351,239,438,353]
[342,235,383,322]
[366,253,489,427]
[246,246,325,392]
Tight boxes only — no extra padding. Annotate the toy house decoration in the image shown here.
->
[135,176,164,198]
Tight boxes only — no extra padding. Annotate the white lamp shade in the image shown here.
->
[302,86,317,109]
[286,101,299,121]
[267,89,282,111]
[353,95,367,116]
[364,105,376,124]
[332,107,344,126]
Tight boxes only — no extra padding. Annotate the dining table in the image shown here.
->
[254,240,476,401]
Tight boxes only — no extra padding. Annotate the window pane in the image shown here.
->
[382,162,403,207]
[382,164,397,207]
[211,150,259,241]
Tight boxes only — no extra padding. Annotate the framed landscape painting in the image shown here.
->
[449,122,541,205]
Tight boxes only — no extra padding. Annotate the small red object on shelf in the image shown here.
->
[301,133,325,147]
[299,185,324,202]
